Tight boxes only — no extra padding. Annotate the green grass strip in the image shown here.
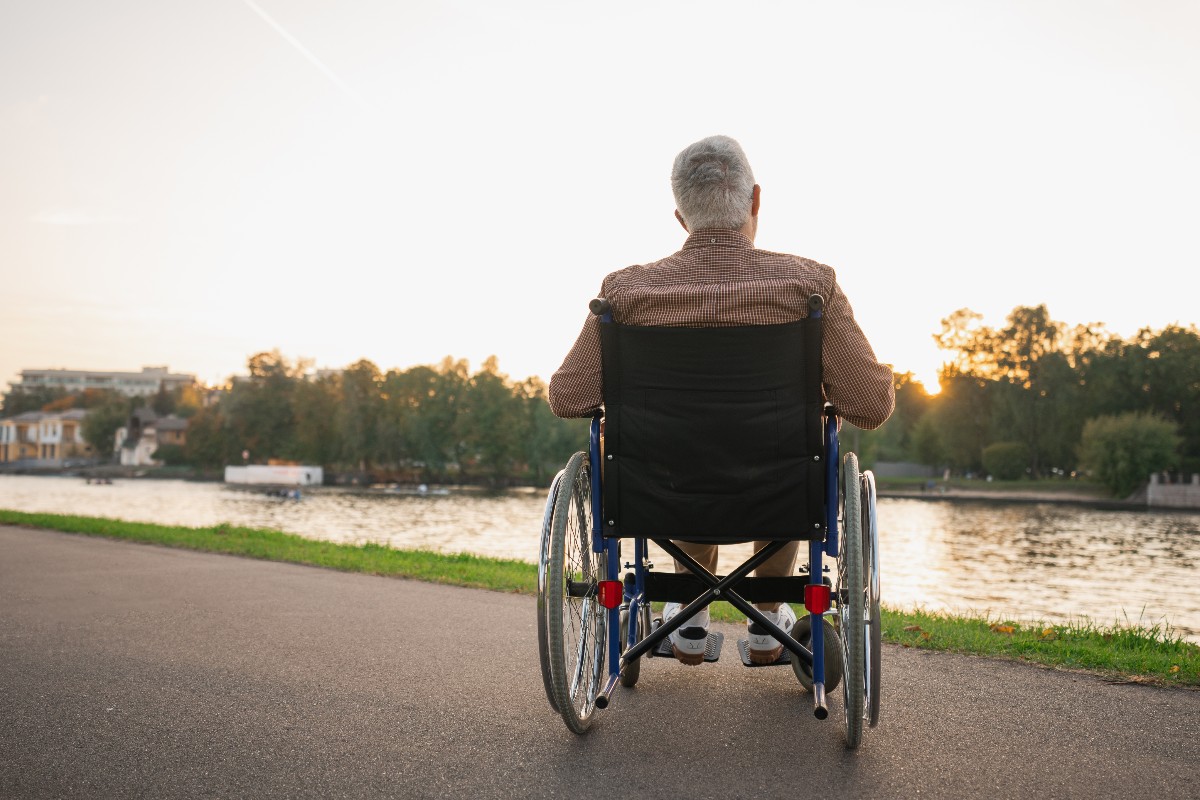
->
[3,509,1196,687]
[0,509,535,595]
[879,607,1198,688]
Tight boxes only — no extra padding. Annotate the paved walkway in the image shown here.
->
[1,525,1197,799]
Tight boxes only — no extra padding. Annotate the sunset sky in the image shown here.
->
[2,1,1197,394]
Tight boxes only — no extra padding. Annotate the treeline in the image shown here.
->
[858,305,1199,496]
[7,305,1196,496]
[183,352,587,487]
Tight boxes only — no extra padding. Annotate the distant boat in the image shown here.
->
[224,465,323,486]
[383,483,450,496]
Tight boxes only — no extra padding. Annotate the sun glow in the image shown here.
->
[1,3,1197,393]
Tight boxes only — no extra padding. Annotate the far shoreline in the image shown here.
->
[6,465,1197,512]
[877,487,1145,512]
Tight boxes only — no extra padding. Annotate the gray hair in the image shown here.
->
[670,135,756,231]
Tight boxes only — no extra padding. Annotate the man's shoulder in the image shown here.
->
[601,246,836,292]
[752,247,837,278]
[600,251,683,292]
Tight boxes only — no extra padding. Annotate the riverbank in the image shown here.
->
[875,476,1147,510]
[878,486,1141,510]
[1,508,1195,688]
[1,466,1170,509]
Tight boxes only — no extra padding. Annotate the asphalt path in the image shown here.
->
[2,525,1197,799]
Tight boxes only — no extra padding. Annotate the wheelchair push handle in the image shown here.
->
[808,293,824,314]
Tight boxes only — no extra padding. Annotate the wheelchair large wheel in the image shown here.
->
[839,453,866,748]
[544,451,607,734]
[861,470,882,728]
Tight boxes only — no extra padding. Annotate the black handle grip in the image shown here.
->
[590,298,611,316]
[808,294,824,313]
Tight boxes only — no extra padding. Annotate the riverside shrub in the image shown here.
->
[982,442,1029,480]
[1078,412,1181,497]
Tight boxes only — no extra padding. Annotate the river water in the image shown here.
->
[3,475,1198,640]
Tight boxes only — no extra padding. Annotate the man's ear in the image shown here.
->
[751,184,761,217]
[675,209,689,232]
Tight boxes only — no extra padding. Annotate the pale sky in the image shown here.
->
[2,0,1197,393]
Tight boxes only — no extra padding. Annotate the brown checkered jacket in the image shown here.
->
[548,230,895,430]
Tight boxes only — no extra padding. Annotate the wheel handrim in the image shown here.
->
[861,470,882,728]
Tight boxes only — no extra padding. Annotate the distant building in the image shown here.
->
[0,409,94,465]
[114,408,190,466]
[13,366,196,397]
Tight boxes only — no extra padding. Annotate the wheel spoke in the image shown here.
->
[569,598,591,700]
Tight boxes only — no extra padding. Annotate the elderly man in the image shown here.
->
[548,135,894,665]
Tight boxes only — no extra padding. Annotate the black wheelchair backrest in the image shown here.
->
[599,317,826,542]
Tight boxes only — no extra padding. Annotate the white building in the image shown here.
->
[13,366,195,397]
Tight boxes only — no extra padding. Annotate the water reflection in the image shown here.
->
[2,476,1197,639]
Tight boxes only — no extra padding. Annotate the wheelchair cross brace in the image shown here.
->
[621,540,811,667]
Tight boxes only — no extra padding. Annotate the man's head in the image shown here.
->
[671,135,760,236]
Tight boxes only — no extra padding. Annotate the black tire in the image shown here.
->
[839,453,865,748]
[862,470,882,728]
[790,614,843,693]
[536,469,564,713]
[546,452,607,734]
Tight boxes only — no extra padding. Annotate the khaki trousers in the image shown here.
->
[672,539,800,613]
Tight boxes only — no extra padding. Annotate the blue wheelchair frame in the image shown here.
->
[586,304,844,721]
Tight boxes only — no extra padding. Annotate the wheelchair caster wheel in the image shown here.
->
[619,609,641,687]
[791,615,843,693]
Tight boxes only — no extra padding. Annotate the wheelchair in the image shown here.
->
[537,295,882,748]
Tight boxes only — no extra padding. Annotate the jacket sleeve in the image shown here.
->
[547,296,604,418]
[820,277,895,430]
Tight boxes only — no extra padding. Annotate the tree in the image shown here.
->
[290,375,340,466]
[910,411,943,467]
[854,371,935,465]
[1137,325,1200,473]
[81,396,133,458]
[935,309,997,379]
[458,356,523,486]
[982,442,1029,480]
[1078,412,1181,497]
[1,385,69,416]
[929,371,991,473]
[182,405,237,468]
[151,444,187,466]
[933,305,1086,477]
[336,360,383,470]
[221,350,302,462]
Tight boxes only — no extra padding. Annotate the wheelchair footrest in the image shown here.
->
[736,639,792,667]
[654,631,724,663]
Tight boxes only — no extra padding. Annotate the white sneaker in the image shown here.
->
[746,603,796,664]
[663,602,709,666]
